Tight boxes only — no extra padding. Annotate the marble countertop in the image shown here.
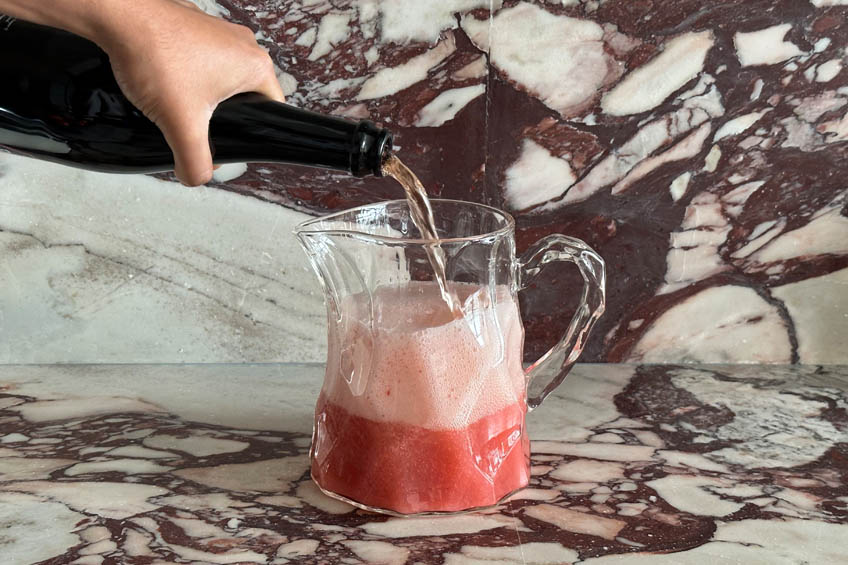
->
[0,364,845,564]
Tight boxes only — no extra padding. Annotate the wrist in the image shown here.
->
[28,0,162,53]
[73,1,141,51]
[0,0,120,44]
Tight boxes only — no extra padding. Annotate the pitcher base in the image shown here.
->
[310,473,531,517]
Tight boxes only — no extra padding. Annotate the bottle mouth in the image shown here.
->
[376,131,393,177]
[352,120,392,177]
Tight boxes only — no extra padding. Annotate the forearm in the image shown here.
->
[0,0,127,43]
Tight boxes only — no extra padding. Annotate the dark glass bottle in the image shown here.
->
[0,16,392,176]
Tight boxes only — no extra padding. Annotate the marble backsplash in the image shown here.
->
[0,0,846,364]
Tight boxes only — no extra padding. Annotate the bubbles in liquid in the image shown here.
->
[323,282,526,431]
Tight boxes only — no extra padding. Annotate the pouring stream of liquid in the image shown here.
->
[382,155,460,314]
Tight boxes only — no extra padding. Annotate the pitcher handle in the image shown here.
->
[518,235,606,410]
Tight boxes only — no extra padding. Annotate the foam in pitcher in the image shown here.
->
[322,281,526,430]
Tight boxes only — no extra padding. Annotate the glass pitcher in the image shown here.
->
[296,199,605,515]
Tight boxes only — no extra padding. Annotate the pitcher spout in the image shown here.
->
[295,223,377,397]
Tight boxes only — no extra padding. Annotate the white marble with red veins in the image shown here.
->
[0,0,846,365]
[0,364,845,564]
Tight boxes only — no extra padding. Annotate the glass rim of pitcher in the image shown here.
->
[295,199,516,245]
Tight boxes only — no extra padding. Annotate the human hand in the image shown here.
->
[94,0,285,185]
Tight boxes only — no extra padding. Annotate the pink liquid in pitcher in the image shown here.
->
[311,282,530,514]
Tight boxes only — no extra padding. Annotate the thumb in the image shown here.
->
[256,69,286,103]
[156,108,214,186]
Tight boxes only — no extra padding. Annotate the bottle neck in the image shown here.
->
[209,94,393,177]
